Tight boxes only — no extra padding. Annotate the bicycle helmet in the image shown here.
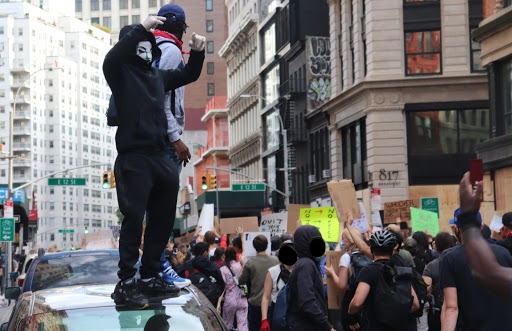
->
[370,230,397,249]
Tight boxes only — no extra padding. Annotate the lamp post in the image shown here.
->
[240,94,290,208]
[5,67,62,292]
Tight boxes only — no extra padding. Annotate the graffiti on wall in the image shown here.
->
[306,36,331,112]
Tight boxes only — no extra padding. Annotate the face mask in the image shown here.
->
[136,41,152,63]
[339,241,345,251]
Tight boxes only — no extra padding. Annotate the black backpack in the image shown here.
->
[106,40,177,127]
[183,266,224,306]
[373,264,415,329]
[410,268,429,318]
[348,250,372,290]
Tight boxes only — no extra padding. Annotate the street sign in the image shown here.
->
[48,178,86,186]
[231,183,266,191]
[58,229,75,233]
[421,197,439,217]
[0,218,14,242]
[3,199,13,218]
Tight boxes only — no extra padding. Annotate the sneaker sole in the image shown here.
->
[111,293,149,310]
[173,281,191,289]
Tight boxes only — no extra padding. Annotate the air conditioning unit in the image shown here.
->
[322,169,331,179]
[308,175,316,183]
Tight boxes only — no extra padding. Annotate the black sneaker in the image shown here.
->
[111,278,149,309]
[138,275,180,296]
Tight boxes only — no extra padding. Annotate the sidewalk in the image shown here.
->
[0,302,13,324]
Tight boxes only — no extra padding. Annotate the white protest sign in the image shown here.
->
[490,214,503,232]
[197,204,214,235]
[370,211,382,227]
[260,212,288,236]
[352,201,370,234]
[243,232,271,257]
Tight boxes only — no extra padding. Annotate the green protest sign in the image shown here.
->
[410,207,439,236]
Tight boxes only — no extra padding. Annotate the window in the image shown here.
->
[149,0,157,7]
[206,0,213,11]
[207,62,214,75]
[262,24,276,63]
[406,104,489,184]
[404,0,439,2]
[132,15,140,24]
[207,83,215,96]
[119,0,128,10]
[361,0,367,77]
[91,17,100,25]
[132,0,140,9]
[206,20,214,32]
[405,30,441,75]
[206,41,214,53]
[120,15,129,27]
[342,118,368,189]
[469,1,484,72]
[501,59,512,134]
[103,0,111,10]
[103,17,112,29]
[263,66,279,104]
[91,0,99,11]
[75,0,82,11]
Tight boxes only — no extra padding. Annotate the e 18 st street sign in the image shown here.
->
[48,178,86,186]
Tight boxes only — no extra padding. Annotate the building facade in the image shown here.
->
[474,0,512,213]
[0,0,117,249]
[325,0,490,229]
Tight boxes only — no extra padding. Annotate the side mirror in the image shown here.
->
[5,286,21,300]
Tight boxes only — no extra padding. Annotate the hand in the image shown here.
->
[349,324,360,330]
[261,319,270,331]
[235,226,244,235]
[324,265,334,277]
[141,15,166,31]
[188,33,206,51]
[172,139,191,167]
[346,209,354,224]
[194,226,202,235]
[459,171,483,214]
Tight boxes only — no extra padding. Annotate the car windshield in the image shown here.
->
[31,254,118,291]
[17,304,225,331]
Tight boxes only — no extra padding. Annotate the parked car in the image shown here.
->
[13,251,40,287]
[6,249,119,298]
[1,284,228,331]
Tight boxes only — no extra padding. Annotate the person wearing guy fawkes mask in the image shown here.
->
[287,225,335,331]
[103,15,205,309]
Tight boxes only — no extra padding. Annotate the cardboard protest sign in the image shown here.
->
[198,204,215,235]
[243,232,271,257]
[490,214,503,232]
[352,201,370,234]
[410,207,439,236]
[220,217,259,235]
[287,204,310,234]
[81,230,116,250]
[327,180,361,222]
[326,251,344,309]
[260,212,288,237]
[174,232,193,246]
[383,200,418,224]
[300,207,340,242]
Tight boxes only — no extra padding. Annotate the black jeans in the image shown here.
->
[248,304,262,331]
[115,153,179,280]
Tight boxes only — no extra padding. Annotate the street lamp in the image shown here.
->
[240,94,290,208]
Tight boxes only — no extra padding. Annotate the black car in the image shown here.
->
[1,284,228,331]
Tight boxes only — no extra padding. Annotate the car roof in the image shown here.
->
[19,284,201,312]
[34,249,119,261]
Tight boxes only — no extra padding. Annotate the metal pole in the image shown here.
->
[276,113,290,208]
[213,154,220,221]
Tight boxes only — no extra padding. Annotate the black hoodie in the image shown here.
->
[103,24,204,154]
[288,225,331,331]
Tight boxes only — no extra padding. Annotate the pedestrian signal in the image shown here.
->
[109,170,116,189]
[102,171,110,189]
[209,175,217,189]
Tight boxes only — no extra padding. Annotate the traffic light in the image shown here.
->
[208,175,217,189]
[201,174,209,190]
[84,226,89,234]
[102,171,110,189]
[109,170,116,189]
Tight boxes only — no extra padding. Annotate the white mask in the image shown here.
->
[136,41,152,63]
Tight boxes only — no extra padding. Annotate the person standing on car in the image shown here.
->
[103,16,205,309]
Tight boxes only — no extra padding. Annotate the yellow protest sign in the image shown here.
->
[300,207,340,242]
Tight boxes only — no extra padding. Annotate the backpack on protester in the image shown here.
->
[106,40,177,127]
[410,268,429,318]
[348,250,372,290]
[373,264,415,329]
[272,282,290,331]
[183,266,224,306]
